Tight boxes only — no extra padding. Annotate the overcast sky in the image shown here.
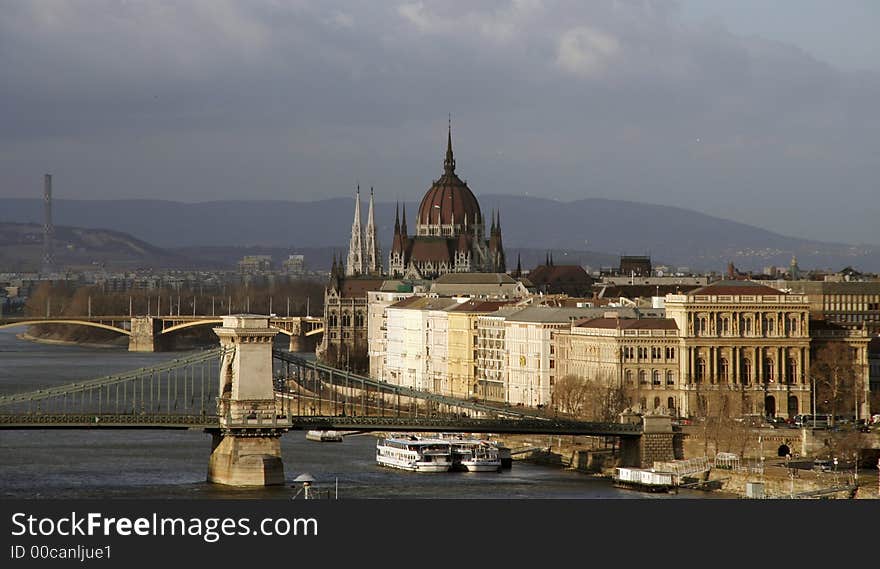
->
[1,1,878,244]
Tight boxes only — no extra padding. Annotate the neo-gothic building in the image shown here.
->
[388,126,505,279]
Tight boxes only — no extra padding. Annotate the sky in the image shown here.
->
[1,1,878,245]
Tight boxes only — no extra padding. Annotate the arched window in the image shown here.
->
[721,317,730,335]
[341,312,351,327]
[786,358,798,384]
[639,396,647,410]
[667,397,676,412]
[743,317,752,336]
[765,359,775,383]
[625,370,633,385]
[639,370,648,385]
[666,371,675,386]
[355,312,364,327]
[653,396,661,410]
[696,358,706,383]
[653,370,661,386]
[789,318,798,335]
[329,311,338,327]
[742,359,751,384]
[719,358,729,383]
[699,318,707,335]
[767,319,775,335]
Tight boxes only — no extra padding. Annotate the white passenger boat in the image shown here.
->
[306,430,344,442]
[375,437,453,472]
[451,440,502,472]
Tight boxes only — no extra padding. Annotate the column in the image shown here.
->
[709,347,715,384]
[689,347,695,385]
[779,347,786,384]
[732,346,739,385]
[802,347,809,385]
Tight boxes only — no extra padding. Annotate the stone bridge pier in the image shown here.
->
[128,316,158,352]
[618,412,681,468]
[208,315,285,486]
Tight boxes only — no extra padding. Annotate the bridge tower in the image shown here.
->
[128,316,158,352]
[208,315,286,486]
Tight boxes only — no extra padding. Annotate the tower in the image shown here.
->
[364,187,382,275]
[345,186,364,276]
[41,174,55,275]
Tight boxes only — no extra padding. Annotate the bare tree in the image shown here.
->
[553,374,590,416]
[813,342,858,426]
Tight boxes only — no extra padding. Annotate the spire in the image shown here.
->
[550,251,554,266]
[490,209,496,234]
[496,210,501,232]
[364,186,381,275]
[545,251,549,266]
[515,253,522,278]
[401,203,408,236]
[345,186,364,276]
[444,114,456,174]
[394,201,400,233]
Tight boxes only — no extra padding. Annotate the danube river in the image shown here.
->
[0,329,725,499]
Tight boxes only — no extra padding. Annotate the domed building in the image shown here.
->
[389,126,505,279]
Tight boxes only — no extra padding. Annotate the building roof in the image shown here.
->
[433,272,517,285]
[408,238,453,263]
[339,277,387,298]
[387,296,424,309]
[448,300,514,313]
[416,127,482,228]
[575,317,678,330]
[527,264,592,286]
[688,280,785,296]
[502,306,602,324]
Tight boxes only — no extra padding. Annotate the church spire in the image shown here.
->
[515,253,522,278]
[345,185,364,276]
[364,186,382,275]
[444,114,456,174]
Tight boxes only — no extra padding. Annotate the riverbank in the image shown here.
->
[17,332,125,349]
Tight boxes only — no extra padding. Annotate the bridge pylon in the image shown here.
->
[128,316,157,352]
[208,315,286,486]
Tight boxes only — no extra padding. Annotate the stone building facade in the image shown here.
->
[665,280,812,418]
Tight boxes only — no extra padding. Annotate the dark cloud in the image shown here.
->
[1,1,877,244]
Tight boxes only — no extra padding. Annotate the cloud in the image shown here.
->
[1,1,879,244]
[556,26,620,76]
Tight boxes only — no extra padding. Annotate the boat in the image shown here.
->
[306,430,344,442]
[450,440,502,472]
[612,467,676,493]
[375,437,453,472]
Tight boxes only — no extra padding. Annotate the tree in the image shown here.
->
[813,342,859,426]
[552,374,590,416]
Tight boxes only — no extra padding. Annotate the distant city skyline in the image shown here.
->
[1,2,878,245]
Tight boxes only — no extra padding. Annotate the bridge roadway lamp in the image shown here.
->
[293,473,317,499]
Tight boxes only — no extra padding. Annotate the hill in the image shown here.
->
[2,196,878,272]
[0,222,188,271]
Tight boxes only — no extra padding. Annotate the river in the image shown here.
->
[0,329,727,499]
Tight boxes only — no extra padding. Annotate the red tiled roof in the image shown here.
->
[341,278,386,298]
[575,317,678,330]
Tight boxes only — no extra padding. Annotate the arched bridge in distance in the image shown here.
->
[0,315,324,352]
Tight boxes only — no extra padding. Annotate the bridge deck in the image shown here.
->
[0,413,641,435]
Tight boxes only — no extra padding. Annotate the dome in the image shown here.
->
[416,127,482,227]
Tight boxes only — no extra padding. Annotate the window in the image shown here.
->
[696,358,705,383]
[652,370,661,386]
[625,370,634,386]
[721,317,729,335]
[744,318,752,335]
[742,359,751,385]
[719,358,729,383]
[666,371,675,386]
[667,397,675,411]
[653,397,661,410]
[665,347,675,360]
[639,370,648,385]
